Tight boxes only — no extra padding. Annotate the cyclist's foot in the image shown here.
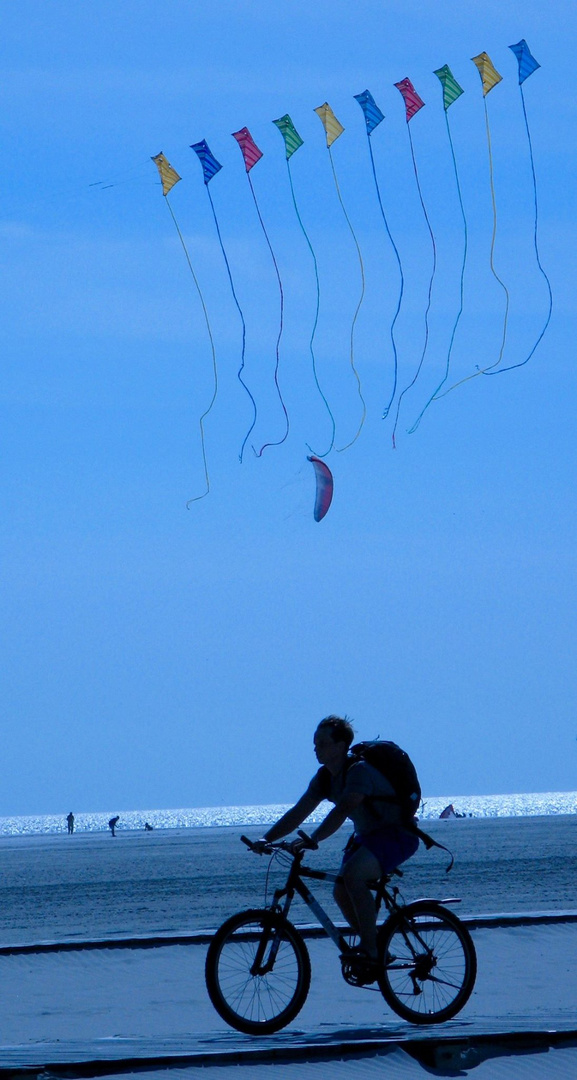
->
[340,947,380,987]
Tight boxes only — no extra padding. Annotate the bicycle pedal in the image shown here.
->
[340,952,379,987]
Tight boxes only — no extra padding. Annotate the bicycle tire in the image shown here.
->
[205,908,311,1034]
[377,902,476,1024]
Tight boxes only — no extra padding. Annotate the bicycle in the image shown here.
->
[205,832,477,1034]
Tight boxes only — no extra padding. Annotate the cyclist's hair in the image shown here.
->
[317,715,355,749]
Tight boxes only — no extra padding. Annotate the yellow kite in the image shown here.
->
[471,53,502,96]
[314,103,344,147]
[151,152,181,196]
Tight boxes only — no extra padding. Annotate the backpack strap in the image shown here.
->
[408,822,454,873]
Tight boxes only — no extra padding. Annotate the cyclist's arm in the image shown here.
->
[262,791,321,843]
[309,791,364,846]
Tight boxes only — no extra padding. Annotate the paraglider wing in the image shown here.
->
[308,456,334,522]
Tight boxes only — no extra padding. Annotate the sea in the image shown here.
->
[2,790,577,837]
[0,792,576,947]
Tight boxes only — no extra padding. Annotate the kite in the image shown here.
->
[354,90,404,422]
[273,114,336,457]
[314,102,367,452]
[190,139,257,463]
[151,152,218,505]
[390,79,437,449]
[438,52,509,398]
[409,65,468,433]
[470,52,510,376]
[308,455,334,522]
[484,40,552,376]
[151,152,181,196]
[232,127,288,457]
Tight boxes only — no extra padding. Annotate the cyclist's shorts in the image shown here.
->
[343,826,419,874]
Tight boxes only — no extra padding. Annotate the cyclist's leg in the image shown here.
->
[333,878,359,935]
[335,843,382,958]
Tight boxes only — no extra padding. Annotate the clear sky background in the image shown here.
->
[1,1,575,816]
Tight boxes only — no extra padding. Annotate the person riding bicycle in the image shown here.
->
[257,715,419,982]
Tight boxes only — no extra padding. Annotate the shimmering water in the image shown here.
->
[2,790,577,836]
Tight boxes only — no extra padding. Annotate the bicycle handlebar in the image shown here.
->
[240,833,315,856]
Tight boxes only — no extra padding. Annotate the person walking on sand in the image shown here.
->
[254,715,419,984]
[108,815,120,837]
[66,812,74,834]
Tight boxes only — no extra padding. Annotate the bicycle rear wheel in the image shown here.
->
[205,909,311,1035]
[378,902,476,1024]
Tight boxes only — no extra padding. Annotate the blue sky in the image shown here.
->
[1,1,575,816]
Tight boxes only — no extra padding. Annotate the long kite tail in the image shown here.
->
[409,108,467,433]
[485,81,552,376]
[286,160,336,458]
[205,186,257,461]
[327,148,367,453]
[365,136,404,421]
[391,123,437,448]
[438,89,510,398]
[247,172,289,457]
[162,197,218,506]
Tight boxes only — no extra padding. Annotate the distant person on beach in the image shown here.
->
[66,812,74,834]
[144,822,153,831]
[254,716,419,984]
[108,816,120,837]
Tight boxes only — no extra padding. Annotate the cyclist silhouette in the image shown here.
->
[257,716,419,980]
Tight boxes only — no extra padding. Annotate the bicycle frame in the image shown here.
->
[264,851,398,956]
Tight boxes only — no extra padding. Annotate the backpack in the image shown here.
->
[317,738,454,870]
[349,740,421,825]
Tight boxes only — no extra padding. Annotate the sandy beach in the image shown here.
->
[1,814,576,944]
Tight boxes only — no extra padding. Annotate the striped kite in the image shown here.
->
[232,127,288,456]
[151,152,218,506]
[314,102,367,452]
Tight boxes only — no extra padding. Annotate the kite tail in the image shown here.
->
[365,137,404,421]
[286,161,336,458]
[327,148,367,453]
[479,95,510,372]
[206,187,257,461]
[438,97,510,398]
[247,173,289,457]
[391,126,437,448]
[409,110,468,433]
[163,198,218,506]
[485,83,552,376]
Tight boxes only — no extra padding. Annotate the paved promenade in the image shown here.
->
[1,916,577,1076]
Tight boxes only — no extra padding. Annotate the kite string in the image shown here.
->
[206,185,257,461]
[285,159,336,458]
[409,109,468,432]
[481,93,510,372]
[485,82,552,376]
[328,148,367,453]
[247,172,289,457]
[365,136,404,421]
[437,95,510,398]
[391,124,437,448]
[163,197,218,506]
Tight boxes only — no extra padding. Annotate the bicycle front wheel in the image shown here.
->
[378,902,476,1024]
[205,909,311,1035]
